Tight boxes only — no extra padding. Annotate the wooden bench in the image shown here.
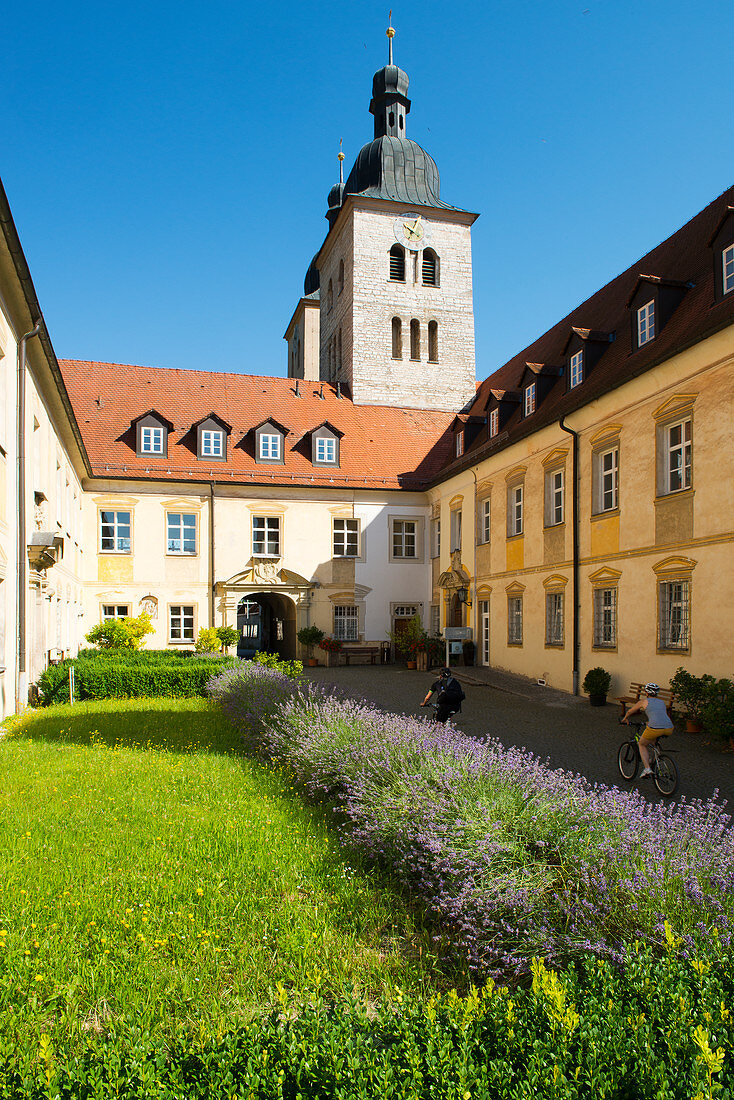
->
[616,682,675,717]
[343,646,380,666]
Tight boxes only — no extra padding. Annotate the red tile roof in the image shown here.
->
[59,362,455,490]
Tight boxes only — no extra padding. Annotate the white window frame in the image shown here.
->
[167,512,197,555]
[658,580,690,651]
[455,431,464,458]
[315,437,337,463]
[545,592,564,647]
[333,518,359,558]
[450,509,462,552]
[99,510,131,554]
[637,300,655,346]
[259,433,281,461]
[569,350,584,388]
[524,382,536,416]
[594,447,619,513]
[665,418,692,494]
[252,516,281,557]
[479,498,490,544]
[593,587,617,649]
[391,518,418,560]
[431,516,441,559]
[723,244,734,295]
[508,484,523,537]
[201,430,223,457]
[169,604,195,643]
[333,605,359,642]
[489,408,499,438]
[479,600,490,665]
[507,596,523,645]
[102,604,130,620]
[545,468,565,527]
[140,426,165,454]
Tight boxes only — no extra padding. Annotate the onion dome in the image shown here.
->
[304,254,320,296]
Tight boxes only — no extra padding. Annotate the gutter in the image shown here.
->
[17,321,41,709]
[559,416,579,695]
[209,482,215,627]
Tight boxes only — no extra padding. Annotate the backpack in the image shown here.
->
[440,677,465,704]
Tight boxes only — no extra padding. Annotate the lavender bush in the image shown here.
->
[210,663,734,978]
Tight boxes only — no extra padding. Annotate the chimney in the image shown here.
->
[336,381,342,398]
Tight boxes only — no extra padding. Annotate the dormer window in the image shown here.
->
[524,382,536,416]
[316,437,336,463]
[254,419,288,465]
[141,426,164,453]
[489,408,499,437]
[311,421,342,467]
[201,430,223,457]
[455,431,464,458]
[569,350,584,388]
[724,244,734,295]
[389,244,405,282]
[637,300,655,346]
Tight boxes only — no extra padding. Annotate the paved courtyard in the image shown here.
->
[302,662,734,809]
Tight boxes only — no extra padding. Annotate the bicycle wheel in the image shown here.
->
[654,754,679,797]
[618,741,639,780]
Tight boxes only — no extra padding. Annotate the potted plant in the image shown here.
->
[388,615,425,669]
[669,667,715,733]
[462,639,475,667]
[582,666,612,706]
[318,636,342,667]
[701,676,734,745]
[297,625,325,666]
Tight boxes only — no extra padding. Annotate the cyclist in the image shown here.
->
[420,667,465,723]
[622,682,673,778]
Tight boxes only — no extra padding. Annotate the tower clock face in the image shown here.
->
[394,212,431,251]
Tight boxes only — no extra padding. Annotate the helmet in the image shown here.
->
[644,683,660,696]
[440,667,452,677]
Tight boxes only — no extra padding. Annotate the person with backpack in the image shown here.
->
[420,667,465,722]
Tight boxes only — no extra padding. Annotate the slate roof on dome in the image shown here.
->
[304,254,320,296]
[343,135,458,210]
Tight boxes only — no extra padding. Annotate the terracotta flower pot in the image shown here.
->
[307,658,319,667]
[685,718,703,734]
[589,694,607,707]
[406,660,417,670]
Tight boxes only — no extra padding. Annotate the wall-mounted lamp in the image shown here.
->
[457,586,470,605]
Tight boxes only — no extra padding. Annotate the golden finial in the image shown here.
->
[338,138,345,184]
[387,10,395,64]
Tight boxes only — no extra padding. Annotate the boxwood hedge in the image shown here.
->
[37,650,236,704]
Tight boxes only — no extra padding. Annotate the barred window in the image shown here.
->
[167,512,196,554]
[593,587,617,648]
[333,518,359,557]
[334,605,359,641]
[545,593,564,646]
[100,510,131,553]
[659,580,690,650]
[169,605,195,642]
[252,516,280,557]
[508,597,523,645]
[389,244,405,281]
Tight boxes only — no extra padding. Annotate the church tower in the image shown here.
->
[313,23,478,412]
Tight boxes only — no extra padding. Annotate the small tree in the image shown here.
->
[297,625,324,659]
[85,612,154,651]
[195,627,220,653]
[216,625,239,653]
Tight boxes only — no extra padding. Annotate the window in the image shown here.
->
[410,319,421,360]
[478,498,490,544]
[659,580,690,651]
[140,426,164,454]
[430,603,440,637]
[479,600,490,665]
[489,408,499,438]
[450,509,462,552]
[389,244,405,281]
[569,350,584,388]
[589,446,620,514]
[392,316,403,359]
[99,510,131,553]
[593,588,617,648]
[259,433,281,461]
[392,519,417,559]
[455,432,464,458]
[169,605,195,643]
[665,419,692,493]
[252,516,280,557]
[422,249,438,286]
[201,430,223,457]
[338,258,345,295]
[431,516,440,558]
[102,604,130,620]
[524,383,536,416]
[334,605,359,641]
[333,518,359,557]
[507,485,523,537]
[167,512,196,554]
[637,300,655,346]
[428,320,439,363]
[315,437,336,463]
[545,593,564,646]
[508,596,523,645]
[327,279,333,312]
[545,468,564,527]
[724,245,734,295]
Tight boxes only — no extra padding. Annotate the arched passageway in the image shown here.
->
[236,592,297,660]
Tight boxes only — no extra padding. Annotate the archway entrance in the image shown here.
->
[236,592,297,660]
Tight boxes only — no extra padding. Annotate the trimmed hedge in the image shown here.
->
[0,946,731,1098]
[37,651,236,704]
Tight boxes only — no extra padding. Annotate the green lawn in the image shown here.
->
[0,699,440,1057]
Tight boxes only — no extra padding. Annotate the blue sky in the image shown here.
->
[3,0,733,381]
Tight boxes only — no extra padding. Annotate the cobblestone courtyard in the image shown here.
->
[303,663,734,808]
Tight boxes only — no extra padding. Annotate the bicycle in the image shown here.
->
[421,701,461,723]
[617,717,679,796]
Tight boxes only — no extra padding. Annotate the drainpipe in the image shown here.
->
[17,320,41,710]
[209,482,215,627]
[471,466,478,645]
[559,416,579,695]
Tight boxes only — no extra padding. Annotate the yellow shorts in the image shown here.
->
[640,725,673,743]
